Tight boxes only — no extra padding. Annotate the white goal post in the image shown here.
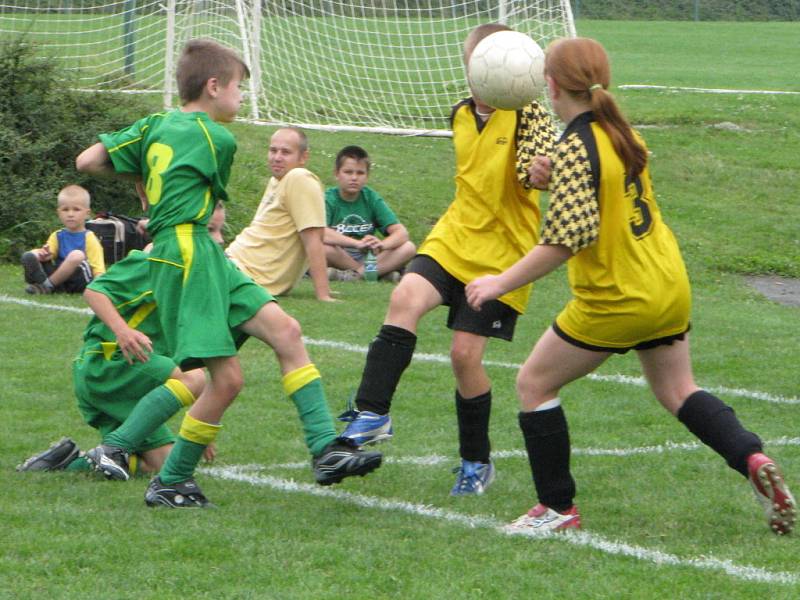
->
[0,1,575,135]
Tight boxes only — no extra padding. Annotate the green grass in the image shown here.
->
[2,18,800,600]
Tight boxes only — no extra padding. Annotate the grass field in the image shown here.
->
[2,18,800,600]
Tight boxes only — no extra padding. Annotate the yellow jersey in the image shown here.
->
[419,99,555,314]
[541,112,690,348]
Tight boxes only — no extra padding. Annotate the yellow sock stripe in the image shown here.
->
[128,454,138,476]
[165,378,196,407]
[179,413,221,446]
[282,363,321,396]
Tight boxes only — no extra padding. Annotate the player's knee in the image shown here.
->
[450,341,481,373]
[389,281,425,317]
[65,249,86,262]
[400,241,417,261]
[176,368,206,399]
[515,370,551,406]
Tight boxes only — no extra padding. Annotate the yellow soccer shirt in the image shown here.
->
[226,168,325,295]
[541,111,691,348]
[418,99,555,314]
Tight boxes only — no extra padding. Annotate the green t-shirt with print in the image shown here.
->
[325,186,399,240]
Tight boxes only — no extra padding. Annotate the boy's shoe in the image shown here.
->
[338,410,393,446]
[381,270,402,283]
[313,439,383,486]
[328,267,361,282]
[504,503,581,534]
[16,437,80,471]
[145,476,213,508]
[450,459,495,496]
[747,452,796,535]
[25,283,51,295]
[86,444,131,481]
[21,252,46,284]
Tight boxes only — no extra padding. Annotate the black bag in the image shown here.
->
[86,212,149,266]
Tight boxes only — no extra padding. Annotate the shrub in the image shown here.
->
[0,38,159,260]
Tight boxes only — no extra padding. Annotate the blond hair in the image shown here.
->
[57,184,91,208]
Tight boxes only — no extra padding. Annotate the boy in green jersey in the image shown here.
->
[76,39,381,507]
[324,145,416,281]
[17,249,208,477]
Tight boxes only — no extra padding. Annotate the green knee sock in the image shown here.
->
[105,384,184,451]
[283,365,336,457]
[158,413,220,484]
[65,455,92,472]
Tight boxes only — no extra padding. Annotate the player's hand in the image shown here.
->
[528,155,552,190]
[202,442,217,463]
[361,235,382,252]
[465,275,503,311]
[136,218,149,237]
[116,326,153,364]
[38,245,53,262]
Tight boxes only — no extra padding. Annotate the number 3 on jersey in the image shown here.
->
[145,143,174,206]
[626,176,653,239]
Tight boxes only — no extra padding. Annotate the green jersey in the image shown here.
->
[99,110,236,236]
[325,186,399,240]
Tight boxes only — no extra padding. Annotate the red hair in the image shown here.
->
[546,37,646,178]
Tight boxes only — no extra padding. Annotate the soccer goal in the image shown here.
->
[0,1,575,135]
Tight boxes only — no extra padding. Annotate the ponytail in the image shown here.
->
[590,86,647,179]
[547,37,647,179]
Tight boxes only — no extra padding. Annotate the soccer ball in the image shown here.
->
[467,31,546,111]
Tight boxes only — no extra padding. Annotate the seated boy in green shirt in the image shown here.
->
[324,145,416,282]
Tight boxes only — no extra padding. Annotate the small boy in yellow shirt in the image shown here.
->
[21,184,105,294]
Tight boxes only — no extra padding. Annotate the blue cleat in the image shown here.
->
[450,459,495,496]
[339,410,393,446]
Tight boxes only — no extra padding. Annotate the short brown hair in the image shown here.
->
[176,38,250,104]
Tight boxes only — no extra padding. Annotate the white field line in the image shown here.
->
[4,295,799,405]
[260,436,800,471]
[201,465,798,586]
[619,84,800,95]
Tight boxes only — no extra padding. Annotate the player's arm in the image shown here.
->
[83,288,153,364]
[75,143,141,182]
[373,223,409,252]
[323,227,362,249]
[516,102,557,190]
[466,244,571,310]
[299,227,336,302]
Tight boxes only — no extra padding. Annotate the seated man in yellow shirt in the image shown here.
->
[226,127,334,302]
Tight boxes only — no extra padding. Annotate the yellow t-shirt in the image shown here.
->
[418,100,555,314]
[226,168,325,295]
[542,112,691,348]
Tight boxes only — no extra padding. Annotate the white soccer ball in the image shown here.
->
[467,31,546,111]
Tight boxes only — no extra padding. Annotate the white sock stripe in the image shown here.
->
[201,465,798,586]
[2,295,798,405]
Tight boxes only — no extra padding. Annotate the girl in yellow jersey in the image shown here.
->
[340,23,556,497]
[466,37,795,535]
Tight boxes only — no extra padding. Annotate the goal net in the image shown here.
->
[0,1,575,135]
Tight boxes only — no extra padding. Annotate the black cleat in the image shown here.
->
[17,437,80,472]
[145,476,213,508]
[86,444,131,481]
[312,438,383,486]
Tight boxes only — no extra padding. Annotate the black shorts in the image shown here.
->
[552,321,691,354]
[44,260,93,293]
[406,254,518,341]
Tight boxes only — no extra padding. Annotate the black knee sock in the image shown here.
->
[677,390,762,477]
[355,324,417,415]
[519,407,575,512]
[456,390,491,463]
